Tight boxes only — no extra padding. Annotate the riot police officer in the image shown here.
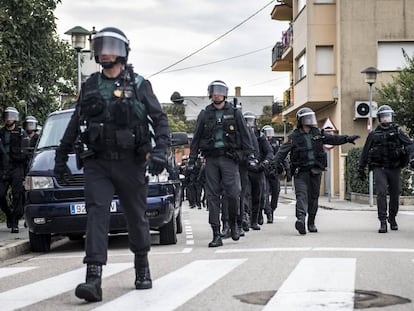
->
[54,27,170,302]
[188,80,254,247]
[0,107,27,233]
[358,105,414,233]
[23,115,40,169]
[242,112,273,230]
[274,107,359,235]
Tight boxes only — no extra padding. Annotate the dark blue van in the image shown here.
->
[24,108,188,252]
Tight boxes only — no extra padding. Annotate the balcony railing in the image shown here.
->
[272,24,293,64]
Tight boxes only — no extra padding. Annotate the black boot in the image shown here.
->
[307,215,318,233]
[295,220,306,235]
[75,264,102,302]
[220,221,231,239]
[135,252,152,289]
[378,220,387,233]
[266,211,274,224]
[230,222,240,241]
[388,216,398,230]
[208,226,223,247]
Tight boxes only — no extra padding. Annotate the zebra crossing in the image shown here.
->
[0,256,392,310]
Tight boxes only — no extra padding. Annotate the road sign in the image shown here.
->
[322,117,337,150]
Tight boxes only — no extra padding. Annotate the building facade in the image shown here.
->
[271,0,414,198]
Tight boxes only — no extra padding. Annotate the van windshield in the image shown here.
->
[37,111,72,149]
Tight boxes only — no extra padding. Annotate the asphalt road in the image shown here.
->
[1,198,414,310]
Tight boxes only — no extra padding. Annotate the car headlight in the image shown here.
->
[146,169,169,183]
[25,176,54,190]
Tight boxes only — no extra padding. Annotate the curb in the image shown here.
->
[0,240,31,262]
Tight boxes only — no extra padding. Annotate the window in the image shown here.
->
[316,46,334,74]
[378,41,414,71]
[297,52,306,81]
[298,0,306,13]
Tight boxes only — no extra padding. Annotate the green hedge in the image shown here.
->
[346,147,414,196]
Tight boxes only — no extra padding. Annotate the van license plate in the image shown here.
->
[70,201,117,215]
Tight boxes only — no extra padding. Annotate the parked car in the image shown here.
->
[24,108,188,252]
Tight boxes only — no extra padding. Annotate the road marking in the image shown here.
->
[92,259,247,311]
[216,246,414,254]
[0,267,36,279]
[0,263,131,311]
[263,258,356,311]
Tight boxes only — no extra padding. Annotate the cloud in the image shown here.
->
[55,0,290,103]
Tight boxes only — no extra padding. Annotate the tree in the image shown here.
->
[0,0,76,124]
[377,50,414,135]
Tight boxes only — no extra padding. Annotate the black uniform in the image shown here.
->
[55,70,170,265]
[358,123,414,230]
[0,126,28,231]
[189,101,253,244]
[275,127,355,234]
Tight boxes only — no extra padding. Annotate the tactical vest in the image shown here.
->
[0,127,26,165]
[289,128,327,172]
[368,125,405,168]
[78,72,151,154]
[198,103,241,153]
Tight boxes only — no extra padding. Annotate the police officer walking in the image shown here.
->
[0,107,28,233]
[188,80,253,247]
[54,27,170,302]
[358,105,414,233]
[23,115,40,170]
[274,108,359,235]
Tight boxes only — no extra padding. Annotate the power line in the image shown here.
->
[146,0,275,78]
[248,75,290,87]
[161,45,273,74]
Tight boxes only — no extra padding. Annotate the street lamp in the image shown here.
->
[361,66,380,207]
[64,26,92,93]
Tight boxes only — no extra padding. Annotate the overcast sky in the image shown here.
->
[55,0,290,103]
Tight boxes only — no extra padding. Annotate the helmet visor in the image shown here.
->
[245,117,256,128]
[3,111,18,122]
[263,127,275,137]
[379,112,393,124]
[209,85,228,97]
[301,113,317,126]
[93,35,127,57]
[24,122,37,131]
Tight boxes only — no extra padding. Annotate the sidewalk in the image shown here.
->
[1,191,413,261]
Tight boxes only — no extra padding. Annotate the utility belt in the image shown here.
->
[94,149,136,161]
[204,148,240,162]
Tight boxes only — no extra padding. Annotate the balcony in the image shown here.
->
[271,1,293,21]
[271,25,293,72]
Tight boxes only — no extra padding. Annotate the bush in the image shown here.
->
[346,147,414,196]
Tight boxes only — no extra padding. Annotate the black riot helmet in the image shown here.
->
[377,105,394,127]
[23,115,38,132]
[296,107,317,128]
[3,107,19,123]
[93,27,130,68]
[243,111,257,128]
[208,80,228,104]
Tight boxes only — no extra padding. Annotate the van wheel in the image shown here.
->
[29,231,51,252]
[176,208,183,234]
[159,214,177,245]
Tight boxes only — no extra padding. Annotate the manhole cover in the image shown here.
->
[234,289,411,308]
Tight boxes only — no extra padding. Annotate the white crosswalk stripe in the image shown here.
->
[263,258,356,311]
[0,267,36,279]
[0,263,131,311]
[92,259,247,311]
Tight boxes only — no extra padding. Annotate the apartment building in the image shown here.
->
[271,0,414,198]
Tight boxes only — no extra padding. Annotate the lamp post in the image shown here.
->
[64,26,92,93]
[361,66,380,207]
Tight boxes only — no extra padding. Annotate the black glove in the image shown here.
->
[346,135,360,144]
[186,159,195,171]
[148,146,168,175]
[259,159,270,171]
[54,159,73,183]
[358,167,366,180]
[247,154,260,172]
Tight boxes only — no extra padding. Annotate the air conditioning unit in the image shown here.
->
[354,101,377,119]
